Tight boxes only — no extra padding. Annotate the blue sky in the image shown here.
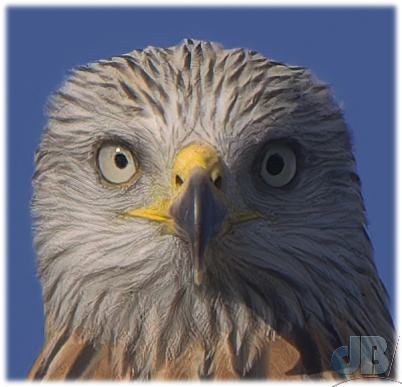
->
[7,7,395,379]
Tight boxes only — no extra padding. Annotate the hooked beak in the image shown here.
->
[168,165,227,285]
[121,143,264,285]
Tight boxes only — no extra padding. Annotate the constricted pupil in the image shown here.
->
[267,153,284,176]
[115,153,128,169]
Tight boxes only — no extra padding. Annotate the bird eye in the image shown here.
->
[260,144,296,187]
[98,142,137,184]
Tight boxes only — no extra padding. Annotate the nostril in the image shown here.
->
[175,174,184,187]
[213,176,223,189]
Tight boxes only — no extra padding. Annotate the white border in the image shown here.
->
[0,0,399,6]
[1,3,5,386]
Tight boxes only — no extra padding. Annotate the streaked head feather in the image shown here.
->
[31,39,394,379]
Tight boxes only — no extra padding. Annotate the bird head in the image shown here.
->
[31,39,393,377]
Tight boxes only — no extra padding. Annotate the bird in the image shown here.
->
[27,39,394,380]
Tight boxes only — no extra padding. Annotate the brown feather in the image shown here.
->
[153,341,205,380]
[266,336,301,378]
[26,326,69,380]
[212,334,241,380]
[41,332,89,380]
[110,342,134,379]
[27,330,135,380]
[79,345,114,380]
[27,328,350,380]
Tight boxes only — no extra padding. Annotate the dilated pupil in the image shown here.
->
[267,153,284,176]
[115,153,128,169]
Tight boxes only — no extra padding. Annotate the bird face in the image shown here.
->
[119,141,268,285]
[31,39,393,379]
